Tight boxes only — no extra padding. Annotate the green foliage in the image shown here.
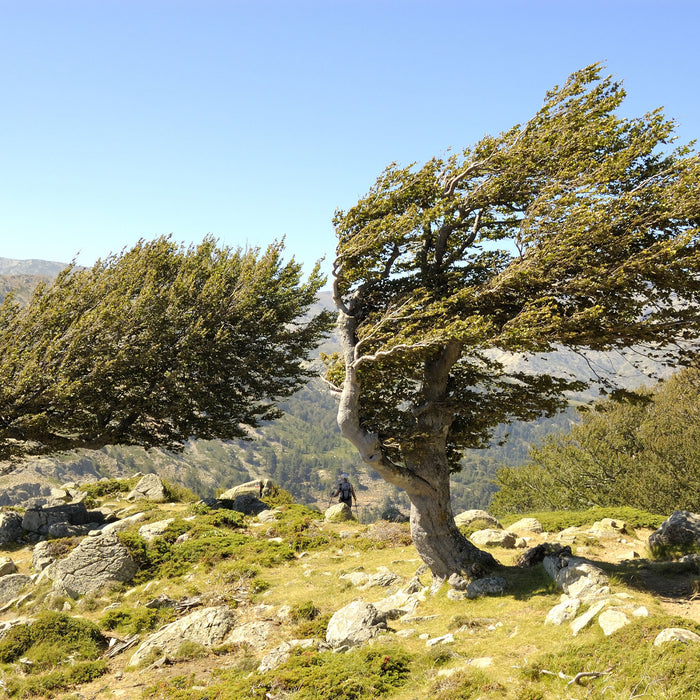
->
[99,606,175,635]
[79,477,136,499]
[492,367,700,515]
[429,669,504,699]
[2,660,108,697]
[0,235,333,459]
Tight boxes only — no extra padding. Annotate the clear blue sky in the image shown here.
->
[1,0,698,285]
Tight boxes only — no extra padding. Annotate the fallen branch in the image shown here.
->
[568,668,613,686]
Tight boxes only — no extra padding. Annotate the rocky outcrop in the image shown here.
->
[325,601,389,649]
[0,512,23,545]
[126,474,167,502]
[0,557,18,577]
[138,519,175,542]
[219,479,276,500]
[129,605,237,667]
[21,502,105,538]
[649,511,700,551]
[517,543,573,568]
[542,556,609,601]
[48,532,138,597]
[0,574,31,605]
[259,639,328,673]
[653,627,700,646]
[469,529,516,548]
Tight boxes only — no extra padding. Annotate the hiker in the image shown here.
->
[332,474,357,508]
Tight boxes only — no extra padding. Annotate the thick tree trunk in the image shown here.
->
[402,440,498,585]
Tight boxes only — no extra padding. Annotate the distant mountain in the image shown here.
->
[0,256,67,277]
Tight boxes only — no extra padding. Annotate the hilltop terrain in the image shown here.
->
[0,479,698,699]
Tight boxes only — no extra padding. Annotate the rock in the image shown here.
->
[126,474,167,502]
[226,620,277,651]
[598,609,630,635]
[649,511,700,550]
[362,567,400,589]
[325,503,355,522]
[653,628,700,646]
[507,518,543,533]
[545,597,582,625]
[219,479,276,500]
[326,601,388,648]
[465,576,507,599]
[570,600,606,635]
[138,519,175,542]
[379,506,409,523]
[129,606,236,667]
[259,639,325,673]
[0,557,18,577]
[426,633,454,646]
[0,574,31,605]
[518,543,573,567]
[0,512,24,545]
[257,509,279,523]
[100,512,147,536]
[374,582,427,616]
[469,529,516,548]
[48,532,138,597]
[453,510,501,529]
[633,606,649,617]
[588,518,626,535]
[230,493,267,516]
[340,571,370,587]
[543,556,609,601]
[21,502,105,536]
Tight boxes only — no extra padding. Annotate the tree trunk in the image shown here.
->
[402,440,498,585]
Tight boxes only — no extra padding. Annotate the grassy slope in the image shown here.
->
[1,487,699,699]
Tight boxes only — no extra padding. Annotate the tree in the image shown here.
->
[327,64,700,585]
[0,236,334,460]
[491,364,700,515]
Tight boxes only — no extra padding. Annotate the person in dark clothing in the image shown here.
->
[332,473,357,508]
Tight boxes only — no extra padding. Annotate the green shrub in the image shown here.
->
[79,478,135,499]
[499,507,665,533]
[100,606,174,635]
[3,660,108,697]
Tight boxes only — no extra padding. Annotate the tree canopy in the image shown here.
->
[0,236,333,460]
[328,64,700,581]
[492,364,700,515]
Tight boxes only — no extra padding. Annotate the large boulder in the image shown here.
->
[326,601,388,648]
[0,557,18,577]
[126,474,167,502]
[219,479,276,500]
[543,556,609,601]
[325,503,355,522]
[469,529,516,548]
[654,628,700,646]
[507,518,544,534]
[129,606,236,666]
[649,511,700,550]
[21,502,105,536]
[0,512,24,546]
[48,532,138,597]
[517,543,573,568]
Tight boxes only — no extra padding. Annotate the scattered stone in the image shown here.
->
[126,474,167,502]
[588,518,627,536]
[340,571,369,587]
[570,601,607,635]
[507,518,543,533]
[48,532,138,597]
[469,529,516,548]
[0,557,18,577]
[226,620,277,651]
[326,601,388,648]
[257,509,279,523]
[649,511,700,550]
[0,574,31,605]
[598,609,630,635]
[545,597,581,625]
[325,503,355,523]
[138,519,175,542]
[21,502,104,536]
[543,556,609,601]
[100,512,147,536]
[653,627,700,646]
[362,567,400,589]
[465,576,507,599]
[633,606,649,617]
[426,633,454,646]
[129,606,236,667]
[517,543,573,567]
[0,512,24,545]
[31,541,56,573]
[453,510,501,529]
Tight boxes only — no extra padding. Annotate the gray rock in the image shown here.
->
[0,557,18,577]
[21,503,103,536]
[570,600,606,635]
[649,511,700,550]
[257,509,279,523]
[453,510,501,529]
[653,627,700,646]
[138,519,175,542]
[126,474,167,502]
[598,609,630,636]
[226,620,277,651]
[362,567,400,589]
[100,512,147,536]
[518,543,573,567]
[0,574,31,605]
[326,601,388,648]
[469,529,516,548]
[0,512,24,545]
[325,503,355,522]
[230,493,267,516]
[588,518,626,536]
[129,606,236,666]
[48,532,138,597]
[507,518,543,533]
[465,576,507,599]
[219,479,276,500]
[543,556,609,601]
[545,597,582,625]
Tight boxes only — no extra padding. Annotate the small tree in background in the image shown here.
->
[327,64,700,584]
[0,235,333,460]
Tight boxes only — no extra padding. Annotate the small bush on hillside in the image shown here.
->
[79,478,136,499]
[2,660,108,697]
[100,606,175,635]
[429,669,504,699]
[359,521,413,548]
[161,479,199,503]
[499,507,664,533]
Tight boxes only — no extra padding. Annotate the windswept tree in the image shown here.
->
[327,64,700,585]
[0,236,333,460]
